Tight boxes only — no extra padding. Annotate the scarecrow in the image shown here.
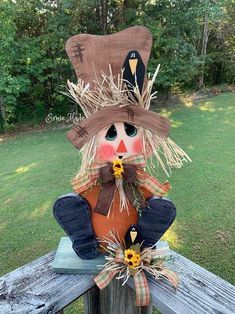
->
[53,26,190,261]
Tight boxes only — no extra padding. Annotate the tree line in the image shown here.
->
[0,0,234,131]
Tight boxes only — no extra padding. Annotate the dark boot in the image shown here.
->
[138,196,176,247]
[53,192,99,259]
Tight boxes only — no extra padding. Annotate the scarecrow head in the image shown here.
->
[66,26,190,175]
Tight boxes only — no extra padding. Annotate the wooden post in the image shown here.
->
[84,280,152,314]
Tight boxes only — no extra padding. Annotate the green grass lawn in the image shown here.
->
[0,93,234,313]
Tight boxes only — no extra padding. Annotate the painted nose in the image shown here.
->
[116,140,127,153]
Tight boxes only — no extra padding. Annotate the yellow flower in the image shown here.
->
[113,159,124,179]
[124,249,141,268]
[131,255,141,267]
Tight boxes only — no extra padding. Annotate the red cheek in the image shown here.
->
[97,143,115,161]
[132,138,143,154]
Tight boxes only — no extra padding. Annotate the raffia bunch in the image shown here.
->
[65,64,160,116]
[94,231,179,306]
[66,65,191,176]
[96,230,178,287]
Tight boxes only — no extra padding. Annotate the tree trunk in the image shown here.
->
[197,13,210,89]
[99,0,108,34]
[0,96,6,132]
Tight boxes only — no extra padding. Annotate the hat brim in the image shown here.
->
[67,105,170,149]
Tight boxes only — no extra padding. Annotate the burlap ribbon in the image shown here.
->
[94,164,145,216]
[94,248,150,306]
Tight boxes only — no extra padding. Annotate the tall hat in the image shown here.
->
[65,26,190,173]
[66,26,170,149]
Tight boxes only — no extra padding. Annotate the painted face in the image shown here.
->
[95,122,143,162]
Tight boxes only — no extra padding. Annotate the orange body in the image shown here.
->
[82,185,152,244]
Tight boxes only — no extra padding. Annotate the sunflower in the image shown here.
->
[113,159,124,179]
[124,249,141,268]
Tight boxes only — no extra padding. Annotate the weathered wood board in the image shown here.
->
[0,252,95,314]
[128,250,235,314]
[0,245,234,313]
[52,236,106,274]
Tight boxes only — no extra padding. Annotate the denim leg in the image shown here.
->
[138,196,176,247]
[53,192,99,259]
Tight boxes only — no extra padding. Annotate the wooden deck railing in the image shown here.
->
[0,249,234,313]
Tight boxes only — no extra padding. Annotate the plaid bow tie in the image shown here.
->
[71,154,171,214]
[94,162,147,215]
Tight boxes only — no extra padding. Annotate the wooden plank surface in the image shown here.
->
[0,252,95,314]
[0,248,234,313]
[127,250,235,314]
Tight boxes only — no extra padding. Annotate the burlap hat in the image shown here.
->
[65,26,170,149]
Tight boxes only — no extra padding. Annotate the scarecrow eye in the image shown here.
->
[105,124,117,141]
[124,123,137,137]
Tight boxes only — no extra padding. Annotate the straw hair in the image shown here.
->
[65,64,158,117]
[67,65,191,178]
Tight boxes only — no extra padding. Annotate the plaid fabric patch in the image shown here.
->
[115,248,125,264]
[71,176,97,194]
[94,268,120,290]
[136,169,171,196]
[161,268,179,289]
[134,271,150,306]
[71,153,171,196]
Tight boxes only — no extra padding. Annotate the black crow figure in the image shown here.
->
[124,224,143,249]
[122,50,145,95]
